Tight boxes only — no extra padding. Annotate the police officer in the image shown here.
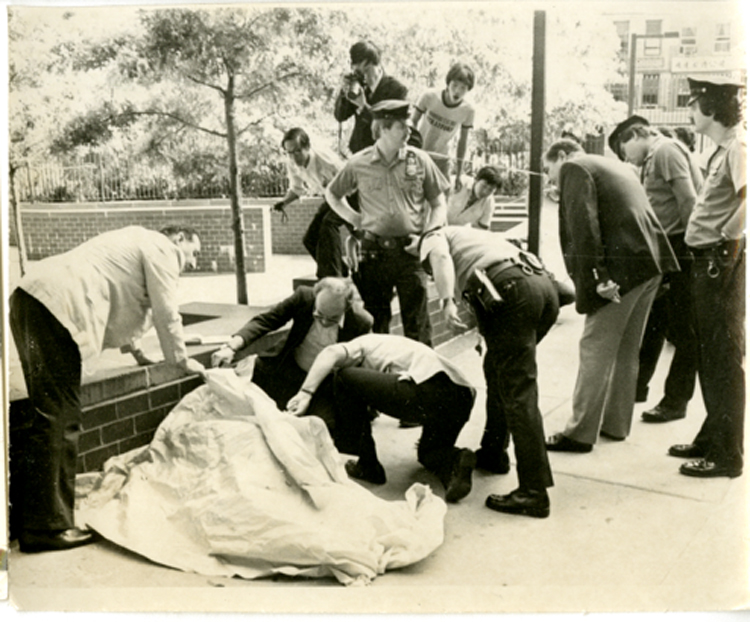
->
[421,225,560,518]
[613,117,703,422]
[325,99,449,346]
[668,76,746,479]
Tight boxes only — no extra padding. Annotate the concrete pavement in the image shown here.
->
[6,267,749,615]
[4,207,748,614]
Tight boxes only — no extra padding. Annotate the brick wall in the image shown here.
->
[270,197,320,255]
[77,366,206,472]
[14,200,271,273]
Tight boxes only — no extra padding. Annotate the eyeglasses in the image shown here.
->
[313,309,343,326]
[284,145,304,156]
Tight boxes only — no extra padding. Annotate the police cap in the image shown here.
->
[687,76,745,105]
[371,100,411,121]
[608,115,650,159]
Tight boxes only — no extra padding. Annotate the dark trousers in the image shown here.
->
[9,288,82,534]
[636,235,698,407]
[333,368,474,485]
[302,201,348,279]
[252,355,360,454]
[690,239,745,471]
[353,244,432,346]
[475,265,559,491]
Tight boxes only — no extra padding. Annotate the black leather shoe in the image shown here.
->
[486,488,550,518]
[444,449,476,503]
[668,443,704,458]
[545,433,593,453]
[642,404,687,423]
[19,527,96,553]
[599,430,626,441]
[475,448,511,474]
[345,459,387,485]
[679,458,742,479]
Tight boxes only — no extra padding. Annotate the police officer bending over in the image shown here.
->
[421,225,560,518]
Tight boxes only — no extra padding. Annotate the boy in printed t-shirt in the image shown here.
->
[411,63,476,190]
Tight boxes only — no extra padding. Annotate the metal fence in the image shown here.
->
[16,136,538,204]
[14,156,289,203]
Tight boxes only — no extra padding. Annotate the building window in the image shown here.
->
[644,20,663,56]
[641,73,660,107]
[715,23,730,52]
[680,27,697,56]
[614,21,630,56]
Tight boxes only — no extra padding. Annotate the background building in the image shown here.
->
[605,6,745,152]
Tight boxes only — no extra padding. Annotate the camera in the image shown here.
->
[343,72,365,99]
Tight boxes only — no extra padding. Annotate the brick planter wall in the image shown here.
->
[13,200,271,273]
[269,197,320,255]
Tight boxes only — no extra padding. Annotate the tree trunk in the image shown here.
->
[224,77,248,305]
[9,164,28,277]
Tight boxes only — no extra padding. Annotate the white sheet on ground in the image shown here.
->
[76,368,447,586]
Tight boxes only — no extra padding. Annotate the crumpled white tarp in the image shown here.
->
[76,369,446,586]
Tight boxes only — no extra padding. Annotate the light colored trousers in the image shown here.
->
[564,276,661,444]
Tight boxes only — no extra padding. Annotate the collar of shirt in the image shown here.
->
[371,144,407,165]
[643,134,667,167]
[717,126,742,149]
[366,72,383,95]
[314,313,346,329]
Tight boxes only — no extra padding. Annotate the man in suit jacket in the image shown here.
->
[334,40,408,155]
[211,277,372,451]
[542,140,679,453]
[9,225,205,552]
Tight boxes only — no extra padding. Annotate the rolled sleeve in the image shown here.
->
[328,162,358,199]
[421,152,451,201]
[419,228,449,269]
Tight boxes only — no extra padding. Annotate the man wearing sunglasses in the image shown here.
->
[211,277,372,452]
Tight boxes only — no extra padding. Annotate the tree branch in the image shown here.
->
[235,70,304,101]
[235,111,276,137]
[121,110,227,139]
[185,72,226,95]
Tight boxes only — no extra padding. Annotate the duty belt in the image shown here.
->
[689,237,745,279]
[688,237,745,258]
[362,231,411,250]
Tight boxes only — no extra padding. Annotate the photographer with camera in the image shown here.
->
[334,40,408,155]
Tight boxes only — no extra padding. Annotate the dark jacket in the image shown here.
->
[233,286,373,369]
[558,154,679,315]
[334,74,408,154]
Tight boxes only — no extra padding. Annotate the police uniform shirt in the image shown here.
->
[327,144,450,237]
[446,179,495,228]
[685,126,747,247]
[642,135,704,236]
[420,225,524,298]
[287,146,343,197]
[337,333,474,391]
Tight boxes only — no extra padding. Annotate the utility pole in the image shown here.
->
[528,10,546,256]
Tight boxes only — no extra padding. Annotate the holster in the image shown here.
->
[462,268,504,313]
